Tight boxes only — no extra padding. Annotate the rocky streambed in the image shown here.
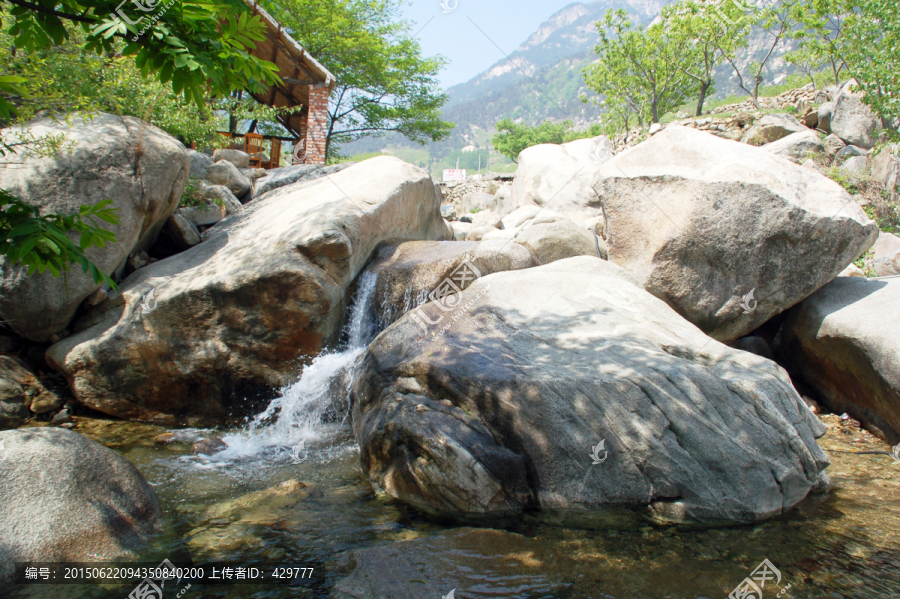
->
[5,412,898,599]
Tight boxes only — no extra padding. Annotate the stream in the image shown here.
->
[9,273,900,599]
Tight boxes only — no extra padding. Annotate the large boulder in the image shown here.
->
[762,130,826,163]
[741,114,807,145]
[509,216,603,263]
[187,149,214,179]
[831,84,879,149]
[0,113,189,341]
[212,148,250,168]
[351,257,830,524]
[252,163,354,199]
[778,277,900,443]
[870,232,900,277]
[511,136,613,216]
[592,126,877,342]
[0,427,160,586]
[45,157,450,424]
[365,240,538,331]
[204,160,251,198]
[817,102,834,134]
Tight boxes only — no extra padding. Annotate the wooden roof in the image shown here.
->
[245,1,336,139]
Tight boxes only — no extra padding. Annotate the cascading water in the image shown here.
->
[195,272,381,464]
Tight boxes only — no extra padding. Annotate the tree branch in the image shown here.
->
[4,0,97,24]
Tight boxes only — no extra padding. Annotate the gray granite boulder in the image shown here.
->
[352,257,830,525]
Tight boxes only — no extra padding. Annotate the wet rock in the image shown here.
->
[191,436,227,455]
[50,408,73,425]
[0,113,188,341]
[592,125,877,342]
[185,479,309,556]
[154,430,203,444]
[365,239,538,331]
[779,277,900,444]
[47,157,450,423]
[0,356,62,419]
[0,428,160,586]
[352,257,830,524]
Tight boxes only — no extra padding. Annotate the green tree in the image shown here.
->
[269,0,452,159]
[662,0,737,116]
[583,10,697,125]
[715,0,803,108]
[491,119,572,163]
[842,0,900,120]
[787,0,850,86]
[0,0,280,284]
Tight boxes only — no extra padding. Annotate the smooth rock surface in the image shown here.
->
[0,428,160,586]
[352,257,829,524]
[870,232,900,276]
[762,130,826,163]
[46,157,450,423]
[252,163,354,199]
[212,149,250,168]
[832,86,879,149]
[741,114,807,145]
[779,277,900,443]
[0,113,188,341]
[512,217,603,263]
[592,125,877,342]
[188,149,214,179]
[163,214,201,250]
[365,239,538,331]
[511,136,612,216]
[205,160,251,197]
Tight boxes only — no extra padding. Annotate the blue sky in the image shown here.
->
[399,0,582,89]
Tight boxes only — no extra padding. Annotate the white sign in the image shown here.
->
[443,169,466,183]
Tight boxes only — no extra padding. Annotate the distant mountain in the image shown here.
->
[344,0,795,159]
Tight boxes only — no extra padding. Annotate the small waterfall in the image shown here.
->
[208,272,379,463]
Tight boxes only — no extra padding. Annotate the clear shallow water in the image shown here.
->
[10,413,900,599]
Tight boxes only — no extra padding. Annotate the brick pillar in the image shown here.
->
[302,86,329,165]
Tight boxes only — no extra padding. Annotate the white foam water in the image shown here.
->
[187,272,380,466]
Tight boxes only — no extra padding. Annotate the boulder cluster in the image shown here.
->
[0,82,898,568]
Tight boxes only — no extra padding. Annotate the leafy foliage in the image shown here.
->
[491,119,605,162]
[583,10,697,126]
[0,189,119,285]
[842,0,900,120]
[269,0,452,157]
